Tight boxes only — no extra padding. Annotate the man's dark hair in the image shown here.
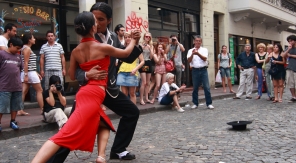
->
[90,2,112,20]
[287,35,296,42]
[46,30,55,37]
[170,34,176,38]
[49,75,61,86]
[4,23,17,33]
[74,11,95,36]
[114,24,124,34]
[7,36,23,47]
[22,33,33,44]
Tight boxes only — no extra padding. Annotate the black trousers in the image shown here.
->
[47,91,139,163]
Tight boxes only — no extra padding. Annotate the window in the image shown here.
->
[148,6,179,30]
[184,13,197,32]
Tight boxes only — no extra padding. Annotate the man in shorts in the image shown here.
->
[0,37,23,131]
[283,35,296,102]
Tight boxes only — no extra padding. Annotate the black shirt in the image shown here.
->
[236,51,256,68]
[43,89,65,113]
[256,53,267,68]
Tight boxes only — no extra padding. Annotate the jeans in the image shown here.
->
[192,68,212,106]
[257,68,263,97]
[174,65,182,86]
[219,67,230,78]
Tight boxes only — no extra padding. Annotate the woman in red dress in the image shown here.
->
[32,11,139,163]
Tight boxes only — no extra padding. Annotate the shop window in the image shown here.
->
[148,6,162,29]
[148,6,179,31]
[0,2,59,54]
[162,10,178,30]
[184,13,197,32]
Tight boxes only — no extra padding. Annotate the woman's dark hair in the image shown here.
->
[90,2,112,20]
[274,43,283,54]
[49,75,61,86]
[114,24,124,34]
[287,35,296,42]
[22,33,33,44]
[8,36,23,47]
[74,11,95,36]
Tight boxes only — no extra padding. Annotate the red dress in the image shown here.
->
[50,48,115,152]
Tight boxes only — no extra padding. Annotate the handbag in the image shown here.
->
[165,45,178,72]
[165,60,174,72]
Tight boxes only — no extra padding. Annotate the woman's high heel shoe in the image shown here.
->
[255,96,261,100]
[96,156,106,163]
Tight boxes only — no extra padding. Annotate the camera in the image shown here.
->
[55,84,63,91]
[172,39,176,42]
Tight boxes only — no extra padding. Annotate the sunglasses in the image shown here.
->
[145,36,151,38]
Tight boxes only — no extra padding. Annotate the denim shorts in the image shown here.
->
[160,94,174,105]
[0,91,23,113]
[219,67,230,78]
[116,72,139,87]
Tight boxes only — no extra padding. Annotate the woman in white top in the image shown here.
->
[18,34,43,116]
[158,73,186,113]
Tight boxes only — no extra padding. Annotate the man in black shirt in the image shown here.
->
[233,44,256,99]
[43,75,71,129]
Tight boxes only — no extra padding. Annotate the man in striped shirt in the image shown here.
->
[40,30,66,90]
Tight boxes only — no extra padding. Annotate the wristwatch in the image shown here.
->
[24,73,28,76]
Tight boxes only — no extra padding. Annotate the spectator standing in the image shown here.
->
[187,35,214,109]
[150,43,167,103]
[266,43,286,103]
[217,45,235,93]
[0,23,17,50]
[233,44,256,99]
[166,34,185,86]
[158,73,186,113]
[283,35,296,102]
[255,43,267,99]
[0,37,23,131]
[43,75,71,129]
[40,30,66,90]
[263,44,274,101]
[114,24,125,74]
[117,32,145,104]
[139,32,154,105]
[18,34,43,116]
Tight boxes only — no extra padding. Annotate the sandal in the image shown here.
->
[255,96,261,100]
[140,101,145,105]
[279,99,283,103]
[230,90,236,93]
[96,156,106,163]
[273,100,278,103]
[17,110,30,116]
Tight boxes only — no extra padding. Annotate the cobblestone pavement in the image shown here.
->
[1,91,296,163]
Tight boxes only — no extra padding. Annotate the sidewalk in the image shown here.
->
[0,84,257,139]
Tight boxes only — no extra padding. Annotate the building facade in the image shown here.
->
[1,0,296,98]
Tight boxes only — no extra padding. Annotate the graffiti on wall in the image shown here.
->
[126,11,148,33]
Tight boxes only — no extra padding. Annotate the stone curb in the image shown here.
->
[0,90,256,140]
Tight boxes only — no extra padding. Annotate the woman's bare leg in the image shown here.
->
[273,79,279,102]
[31,140,60,163]
[148,74,156,98]
[18,83,30,115]
[172,94,181,109]
[228,78,234,92]
[32,83,44,110]
[121,86,128,97]
[139,73,146,104]
[129,86,137,104]
[278,79,284,102]
[145,73,151,102]
[222,77,226,92]
[96,121,110,163]
[151,73,161,103]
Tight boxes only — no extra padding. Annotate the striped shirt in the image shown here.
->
[21,45,37,71]
[40,42,64,70]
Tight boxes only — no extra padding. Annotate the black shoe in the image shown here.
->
[110,152,136,160]
[246,96,252,99]
[233,97,240,99]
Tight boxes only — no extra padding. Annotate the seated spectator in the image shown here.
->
[43,75,71,129]
[158,73,186,113]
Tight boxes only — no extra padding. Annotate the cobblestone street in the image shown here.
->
[1,91,296,163]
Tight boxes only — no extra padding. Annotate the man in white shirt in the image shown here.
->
[0,23,17,50]
[187,35,214,109]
